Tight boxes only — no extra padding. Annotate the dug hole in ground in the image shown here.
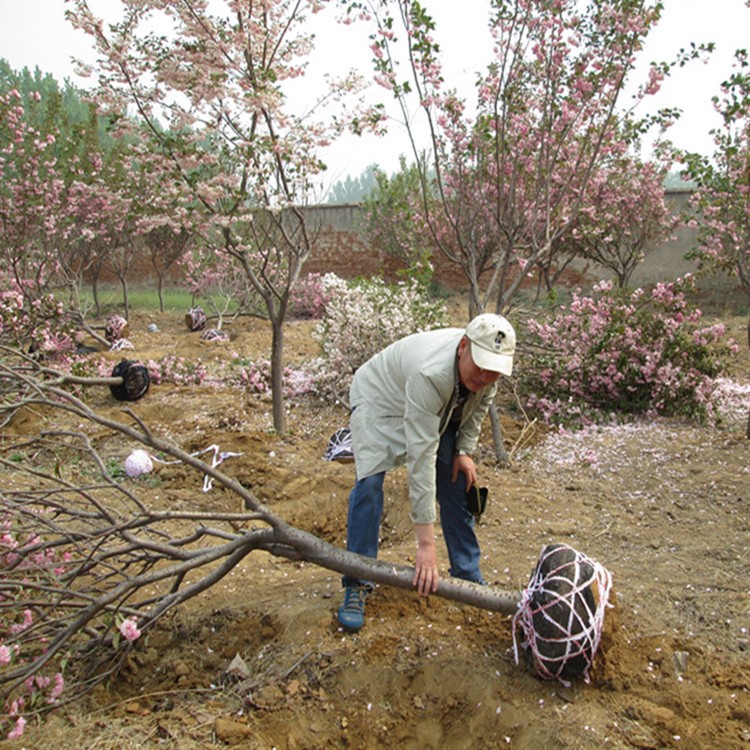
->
[4,303,749,750]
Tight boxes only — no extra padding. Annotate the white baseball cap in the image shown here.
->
[465,313,516,376]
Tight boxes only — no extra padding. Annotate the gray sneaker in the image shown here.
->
[337,584,368,632]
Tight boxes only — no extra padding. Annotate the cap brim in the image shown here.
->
[470,341,514,376]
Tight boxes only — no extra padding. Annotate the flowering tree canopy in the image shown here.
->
[0,69,133,352]
[556,155,677,290]
[67,0,381,432]
[678,38,750,437]
[341,0,677,314]
[682,48,750,304]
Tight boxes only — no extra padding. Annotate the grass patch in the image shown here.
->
[79,284,220,315]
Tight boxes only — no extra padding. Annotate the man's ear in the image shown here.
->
[458,336,469,356]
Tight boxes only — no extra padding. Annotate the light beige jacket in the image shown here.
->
[349,328,497,524]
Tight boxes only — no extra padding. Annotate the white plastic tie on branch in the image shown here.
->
[127,444,243,492]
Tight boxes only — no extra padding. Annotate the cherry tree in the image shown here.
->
[0,351,520,733]
[0,64,145,334]
[337,0,675,461]
[554,155,677,290]
[0,84,127,354]
[682,48,750,305]
[0,89,68,304]
[143,226,193,313]
[67,0,380,433]
[62,177,126,315]
[680,45,750,437]
[342,0,672,315]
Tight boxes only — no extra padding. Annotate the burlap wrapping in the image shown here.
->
[513,542,612,684]
[185,307,207,332]
[109,359,151,402]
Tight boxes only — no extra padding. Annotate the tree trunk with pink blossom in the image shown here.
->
[680,47,750,438]
[67,0,381,433]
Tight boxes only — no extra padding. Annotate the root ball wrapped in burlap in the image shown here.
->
[105,315,129,343]
[109,359,151,402]
[185,307,207,332]
[512,543,612,684]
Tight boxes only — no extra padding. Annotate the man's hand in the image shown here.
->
[452,453,477,490]
[413,523,439,596]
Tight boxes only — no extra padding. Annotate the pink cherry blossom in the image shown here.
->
[120,617,142,642]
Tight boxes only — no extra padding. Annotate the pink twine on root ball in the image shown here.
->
[185,307,207,332]
[512,542,613,685]
[105,314,128,343]
[200,328,229,342]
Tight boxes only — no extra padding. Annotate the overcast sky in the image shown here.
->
[1,0,748,189]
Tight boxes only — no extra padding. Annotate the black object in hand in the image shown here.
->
[466,485,488,520]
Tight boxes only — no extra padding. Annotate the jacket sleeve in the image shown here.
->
[403,373,445,525]
[455,383,497,455]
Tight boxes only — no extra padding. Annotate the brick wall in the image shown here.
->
[102,192,745,307]
[298,194,745,307]
[299,204,468,289]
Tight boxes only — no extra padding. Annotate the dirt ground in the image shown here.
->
[3,304,749,750]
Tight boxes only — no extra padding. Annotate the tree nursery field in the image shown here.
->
[2,306,749,750]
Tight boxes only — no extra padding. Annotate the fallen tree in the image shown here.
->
[0,349,610,734]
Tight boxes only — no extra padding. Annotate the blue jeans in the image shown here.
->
[342,424,485,587]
